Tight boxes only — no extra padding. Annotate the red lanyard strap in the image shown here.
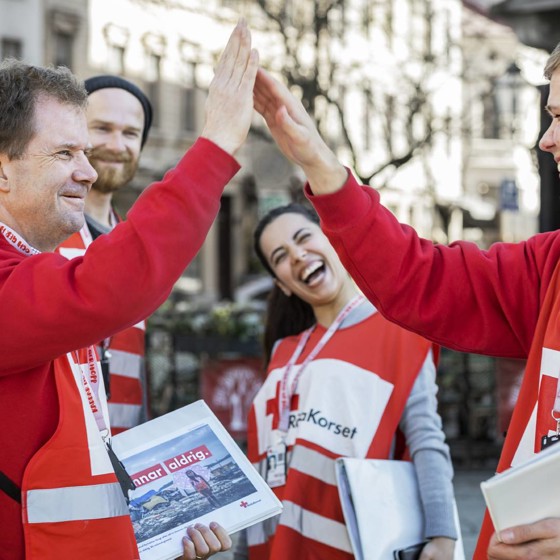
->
[0,222,40,255]
[278,294,364,431]
[69,347,110,439]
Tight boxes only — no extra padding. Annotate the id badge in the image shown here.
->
[541,433,560,450]
[266,430,287,488]
[266,443,287,487]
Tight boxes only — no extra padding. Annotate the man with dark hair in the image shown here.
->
[0,20,257,560]
[58,75,154,434]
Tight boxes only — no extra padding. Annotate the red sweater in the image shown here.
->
[57,225,149,435]
[307,172,560,359]
[0,138,239,557]
[307,172,560,557]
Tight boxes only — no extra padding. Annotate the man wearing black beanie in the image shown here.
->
[57,75,153,434]
[83,75,153,148]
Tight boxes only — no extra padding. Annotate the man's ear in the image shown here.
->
[275,278,292,297]
[0,157,9,192]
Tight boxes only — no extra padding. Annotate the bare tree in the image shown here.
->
[130,0,452,188]
[250,0,448,187]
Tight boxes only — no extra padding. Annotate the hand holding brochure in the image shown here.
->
[480,441,560,533]
[111,400,282,560]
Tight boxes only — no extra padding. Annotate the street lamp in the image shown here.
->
[493,62,526,138]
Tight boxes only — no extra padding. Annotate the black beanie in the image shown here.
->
[84,75,153,148]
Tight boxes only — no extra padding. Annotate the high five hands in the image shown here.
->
[253,67,347,194]
[202,18,346,193]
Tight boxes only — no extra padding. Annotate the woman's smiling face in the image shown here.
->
[259,211,349,307]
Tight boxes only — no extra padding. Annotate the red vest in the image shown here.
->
[474,262,560,558]
[57,225,147,434]
[22,351,138,559]
[246,308,433,560]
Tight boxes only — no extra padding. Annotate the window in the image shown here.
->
[53,31,73,69]
[1,38,22,60]
[482,87,499,139]
[146,53,161,128]
[103,24,129,75]
[142,33,166,130]
[49,10,80,70]
[182,61,197,133]
[108,44,125,75]
[183,252,201,284]
[183,89,197,133]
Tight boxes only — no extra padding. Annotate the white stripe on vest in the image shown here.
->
[108,402,142,429]
[279,500,353,553]
[289,446,338,485]
[109,349,143,379]
[27,482,129,523]
[246,514,280,545]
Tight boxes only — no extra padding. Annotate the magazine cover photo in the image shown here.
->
[112,400,282,560]
[125,423,257,543]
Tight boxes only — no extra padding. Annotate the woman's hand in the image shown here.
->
[419,536,456,560]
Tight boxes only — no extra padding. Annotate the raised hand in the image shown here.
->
[253,67,347,194]
[201,19,259,156]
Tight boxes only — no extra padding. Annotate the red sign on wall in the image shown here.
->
[200,356,265,440]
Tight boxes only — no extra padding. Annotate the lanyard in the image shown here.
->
[278,294,365,432]
[70,347,110,440]
[0,222,40,256]
[69,350,135,497]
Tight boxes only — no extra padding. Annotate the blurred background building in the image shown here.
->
[0,0,554,462]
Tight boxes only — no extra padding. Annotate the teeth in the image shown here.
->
[301,261,322,282]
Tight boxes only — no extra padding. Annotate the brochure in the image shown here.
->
[480,440,560,532]
[111,400,283,560]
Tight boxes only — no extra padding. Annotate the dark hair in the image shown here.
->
[254,203,319,366]
[0,59,88,160]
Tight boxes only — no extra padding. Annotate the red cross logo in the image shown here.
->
[265,380,299,429]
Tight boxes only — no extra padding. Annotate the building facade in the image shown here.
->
[2,0,547,301]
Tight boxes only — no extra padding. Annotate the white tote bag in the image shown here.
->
[335,458,465,560]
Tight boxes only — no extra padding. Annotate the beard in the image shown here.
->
[89,147,139,194]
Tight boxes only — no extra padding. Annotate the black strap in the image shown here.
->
[0,471,21,503]
[106,441,136,503]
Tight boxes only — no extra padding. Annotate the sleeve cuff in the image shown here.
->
[304,168,377,232]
